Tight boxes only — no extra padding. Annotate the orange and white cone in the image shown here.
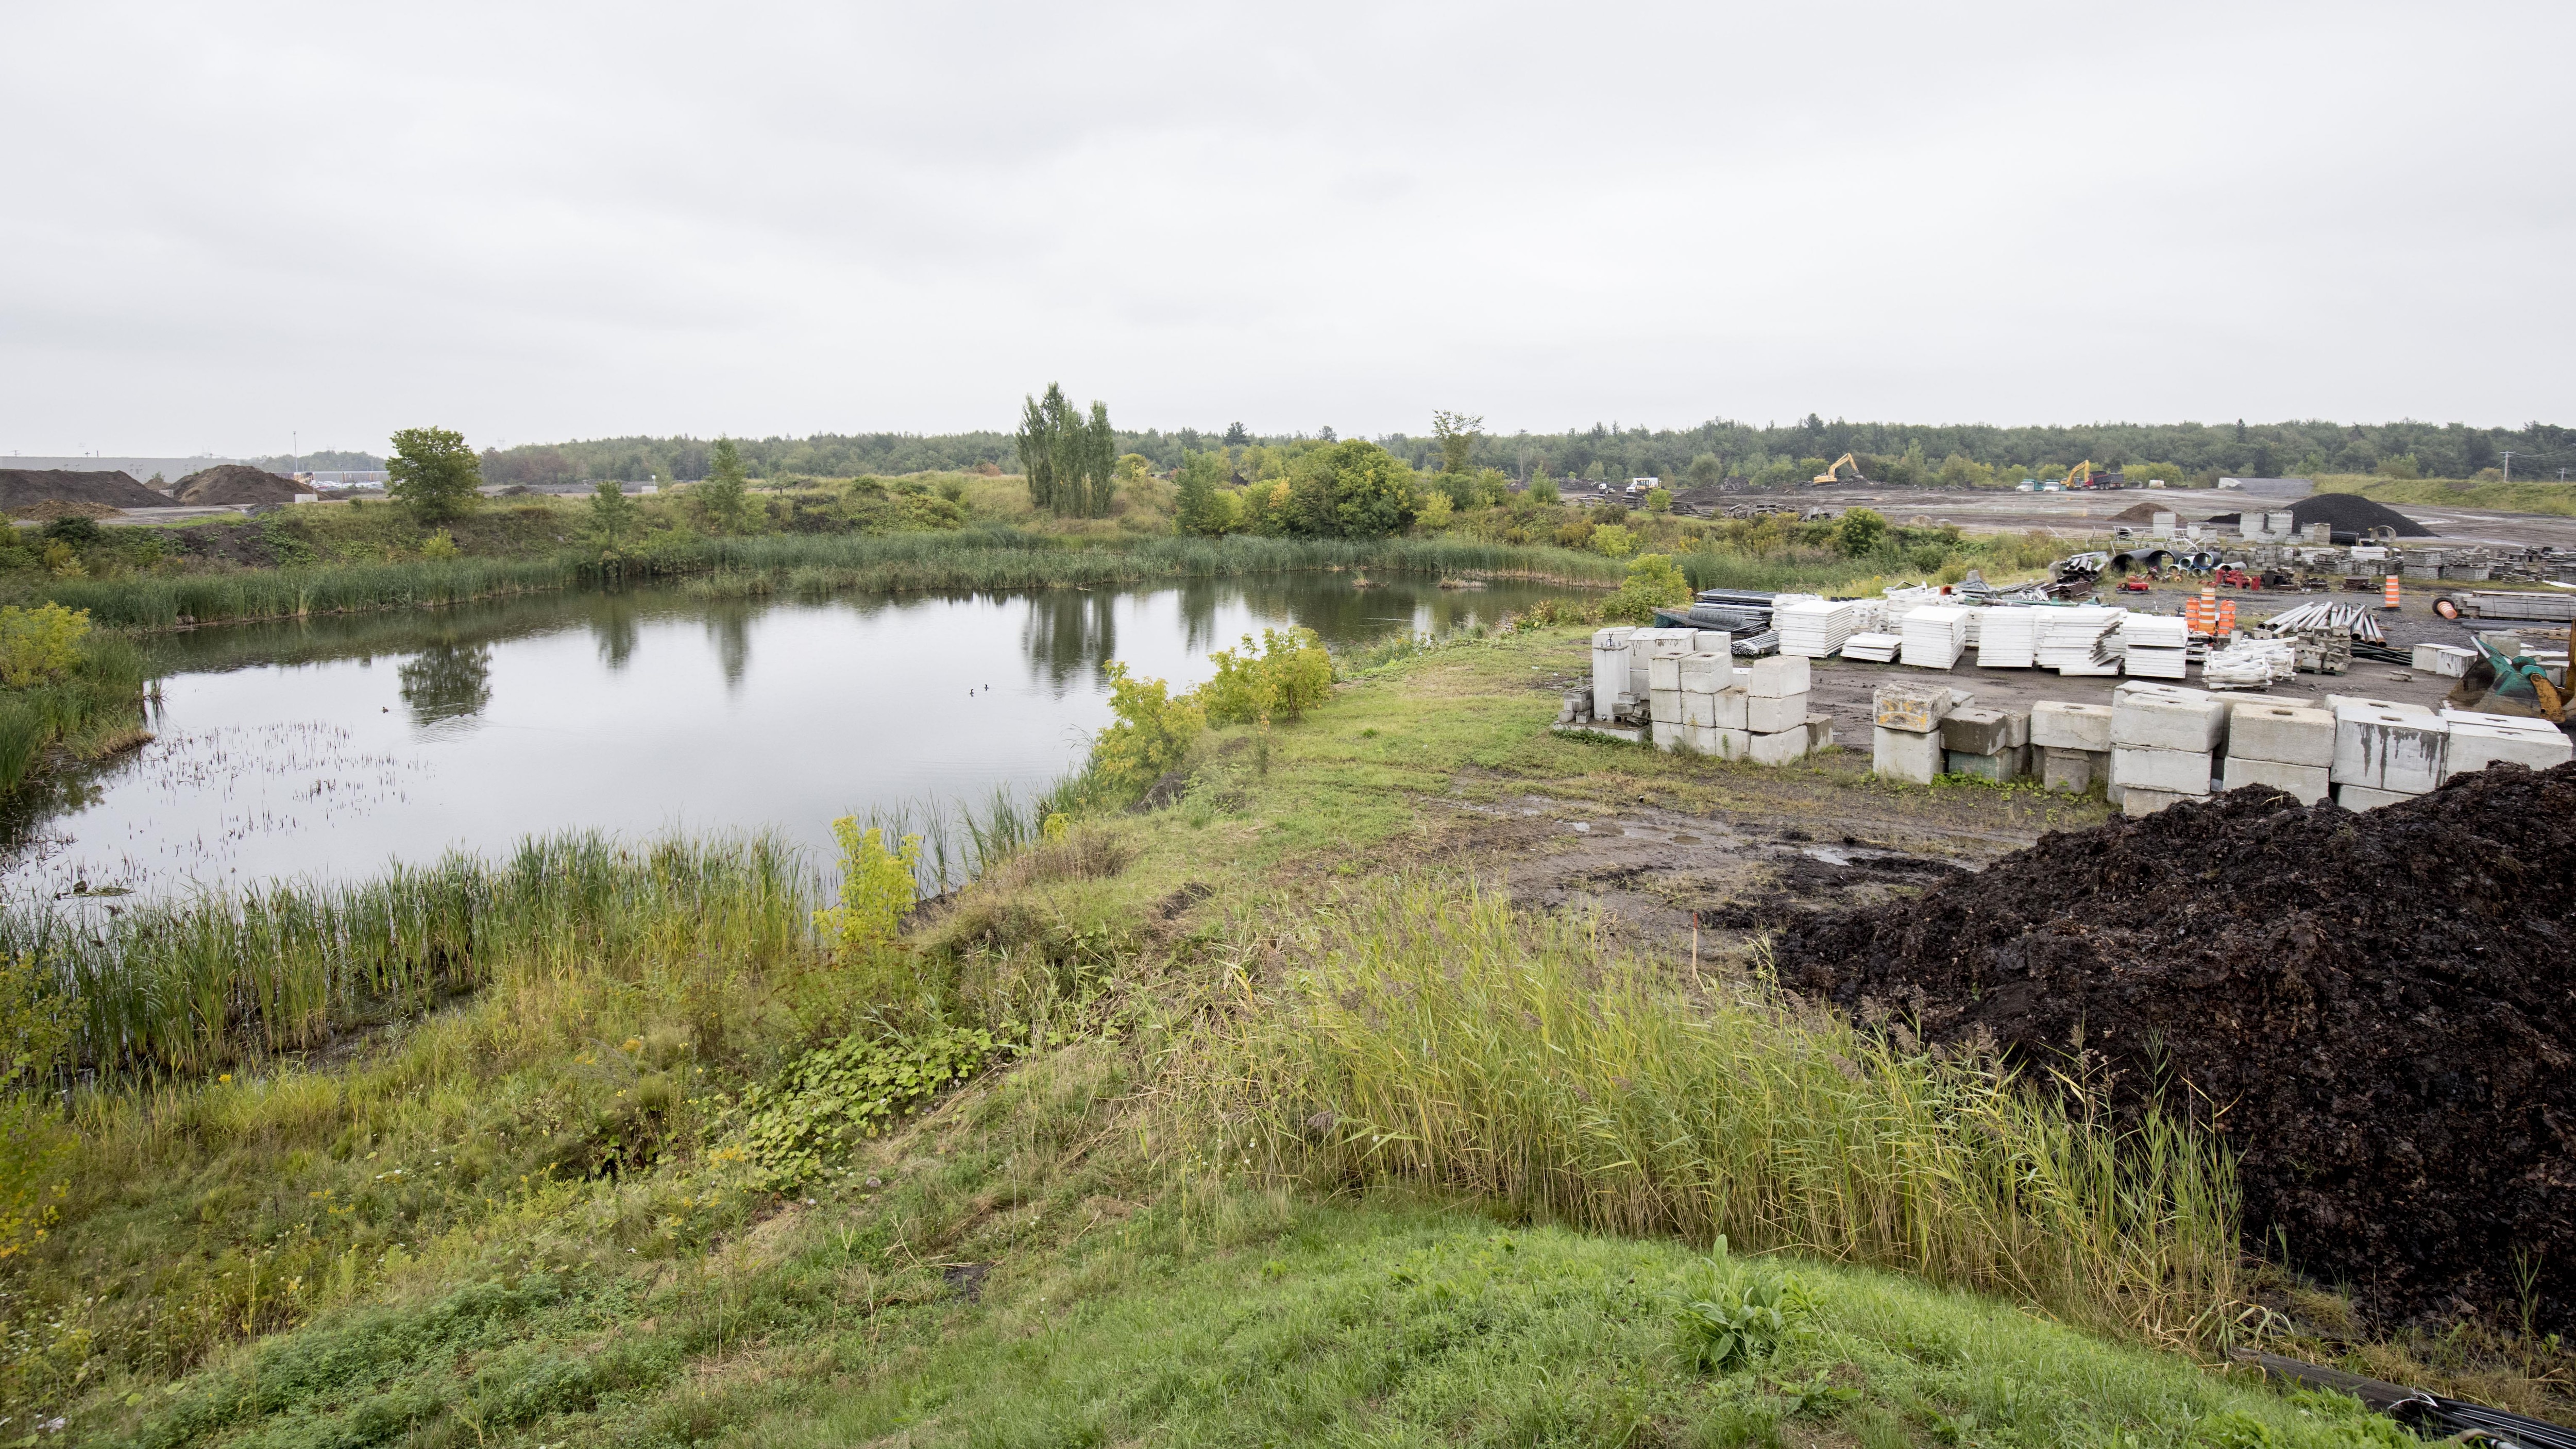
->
[2382,574,2401,609]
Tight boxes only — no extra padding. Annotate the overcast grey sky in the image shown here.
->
[3,1,2567,457]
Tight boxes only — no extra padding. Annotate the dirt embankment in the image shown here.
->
[0,468,170,512]
[1773,762,2576,1332]
[173,464,304,505]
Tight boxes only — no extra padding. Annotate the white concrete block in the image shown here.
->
[1591,626,1637,650]
[1677,652,1732,691]
[1711,689,1749,730]
[1941,708,2015,755]
[2114,680,2212,702]
[2412,643,2473,677]
[1747,693,1808,735]
[1652,720,1682,752]
[1679,691,1721,728]
[1875,680,1965,731]
[1648,655,1684,692]
[1696,726,1752,759]
[2122,786,2193,817]
[2443,722,2572,777]
[2221,755,2331,805]
[2002,710,2030,748]
[2331,706,2448,793]
[1873,725,1943,783]
[2030,700,2114,752]
[2325,694,2435,717]
[1805,713,1836,753]
[1693,630,1732,656]
[1743,655,1810,698]
[2439,707,2564,733]
[2111,745,2214,795]
[2041,746,2102,793]
[1748,728,1809,766]
[2226,703,2335,768]
[1649,688,1681,724]
[2335,783,2417,811]
[2111,692,2229,752]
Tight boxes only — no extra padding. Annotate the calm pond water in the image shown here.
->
[2,573,1567,895]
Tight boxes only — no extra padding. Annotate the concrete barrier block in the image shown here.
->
[2444,722,2573,777]
[2030,700,2113,752]
[1679,691,1720,727]
[1652,720,1682,752]
[2325,694,2435,717]
[2221,755,2331,804]
[1648,655,1684,692]
[1711,689,1749,730]
[2335,782,2417,811]
[1805,713,1836,753]
[2041,746,2100,793]
[2111,745,2214,795]
[1649,688,1681,724]
[1693,630,1732,656]
[2227,703,2335,767]
[1946,745,2027,782]
[2111,692,2228,752]
[1677,652,1731,691]
[1874,680,1963,732]
[1744,655,1810,698]
[1747,693,1807,735]
[2002,709,2030,748]
[2331,706,2448,792]
[1941,707,2014,755]
[1749,727,1808,765]
[1873,725,1943,783]
[2122,786,2192,817]
[1696,726,1752,759]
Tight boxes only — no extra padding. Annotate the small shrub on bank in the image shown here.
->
[0,604,88,687]
[1093,663,1205,792]
[1198,627,1332,724]
[1600,553,1691,624]
[816,816,923,954]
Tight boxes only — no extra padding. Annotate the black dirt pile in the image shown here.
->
[173,464,304,505]
[2108,500,2180,523]
[2292,491,2433,538]
[0,468,169,512]
[1773,762,2576,1332]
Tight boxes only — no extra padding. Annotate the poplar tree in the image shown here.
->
[1015,384,1119,518]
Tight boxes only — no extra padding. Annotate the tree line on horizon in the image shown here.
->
[324,414,2576,491]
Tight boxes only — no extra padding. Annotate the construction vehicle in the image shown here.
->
[2456,634,2569,723]
[1810,453,1870,485]
[2059,460,2128,490]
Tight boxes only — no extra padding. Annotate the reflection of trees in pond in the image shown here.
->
[592,605,640,672]
[1022,589,1119,691]
[1175,577,1224,659]
[398,640,493,724]
[1230,576,1433,645]
[704,604,753,689]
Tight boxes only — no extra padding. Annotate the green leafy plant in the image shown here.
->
[1600,552,1690,624]
[731,1026,1011,1187]
[1590,522,1636,558]
[0,604,89,687]
[1092,663,1205,793]
[585,479,642,558]
[419,530,461,561]
[387,425,483,522]
[1835,507,1888,558]
[697,439,751,534]
[1196,627,1332,725]
[1669,1244,1807,1374]
[814,816,923,954]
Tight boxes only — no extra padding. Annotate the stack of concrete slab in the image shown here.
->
[2437,707,2572,778]
[2037,606,2123,676]
[1841,632,1901,663]
[2326,695,2447,810]
[1776,599,1861,658]
[2032,701,2114,793]
[2220,700,2334,804]
[1901,605,1970,669]
[1590,626,1638,721]
[2410,643,2474,678]
[1872,679,1969,783]
[1628,627,1698,704]
[1974,607,2037,668]
[1648,652,1818,763]
[2110,683,2227,816]
[1942,706,2032,782]
[2122,616,2190,679]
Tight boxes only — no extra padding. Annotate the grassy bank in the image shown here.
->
[0,611,149,799]
[2312,474,2576,517]
[1,623,2556,1443]
[41,532,1623,632]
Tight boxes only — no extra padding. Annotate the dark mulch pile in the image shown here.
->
[1773,762,2576,1331]
[2292,492,2434,538]
[0,468,170,511]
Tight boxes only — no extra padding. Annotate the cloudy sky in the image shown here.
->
[4,1,2567,457]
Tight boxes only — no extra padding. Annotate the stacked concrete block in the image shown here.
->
[2109,687,2226,814]
[1590,626,1638,722]
[1627,628,1698,708]
[2411,643,2473,677]
[1739,655,1813,762]
[2031,700,2113,793]
[1872,680,1966,784]
[1942,706,2032,781]
[2219,700,2334,804]
[2437,707,2572,778]
[2329,698,2448,810]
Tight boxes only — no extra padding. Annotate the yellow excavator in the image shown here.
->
[1811,453,1870,485]
[2063,460,2095,489]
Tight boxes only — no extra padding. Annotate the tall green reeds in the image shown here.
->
[1216,881,2241,1348]
[44,534,1623,632]
[0,632,148,795]
[5,833,816,1081]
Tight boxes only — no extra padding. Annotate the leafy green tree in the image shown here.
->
[1195,628,1332,724]
[1645,487,1672,514]
[586,479,642,556]
[387,426,481,521]
[1602,553,1691,623]
[1834,507,1888,558]
[1686,453,1723,487]
[1016,385,1119,517]
[1174,450,1230,535]
[1093,663,1205,792]
[1285,440,1417,539]
[1530,475,1559,503]
[697,438,750,534]
[1432,410,1483,476]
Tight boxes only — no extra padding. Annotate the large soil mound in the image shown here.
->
[0,468,170,512]
[2291,492,2433,538]
[173,464,304,506]
[1774,763,2576,1331]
